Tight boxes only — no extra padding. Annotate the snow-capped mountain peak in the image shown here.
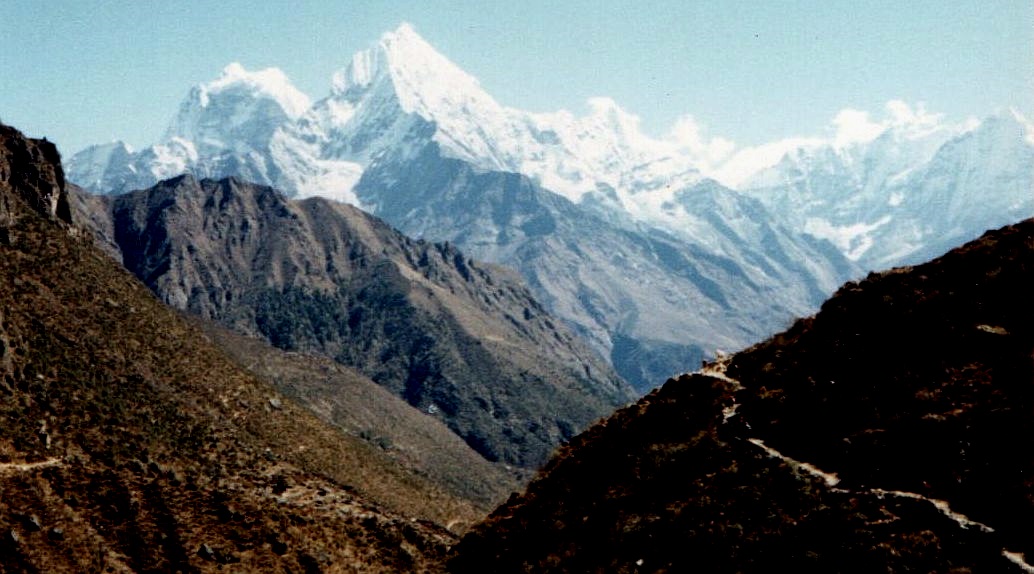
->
[164,62,311,152]
[66,140,136,192]
[741,107,1033,269]
[69,24,709,209]
[316,23,511,174]
[67,26,1031,279]
[317,23,708,207]
[199,62,311,119]
[332,23,488,113]
[66,62,315,195]
[585,97,641,139]
[830,100,955,150]
[62,24,1031,394]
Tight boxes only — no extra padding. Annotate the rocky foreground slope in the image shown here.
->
[450,218,1034,572]
[1,122,479,572]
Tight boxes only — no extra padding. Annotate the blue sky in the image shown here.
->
[1,1,1030,154]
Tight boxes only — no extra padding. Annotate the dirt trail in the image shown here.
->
[691,359,1034,572]
[0,458,62,475]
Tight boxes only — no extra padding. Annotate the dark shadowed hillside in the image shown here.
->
[449,218,1034,572]
[72,176,634,468]
[1,122,475,572]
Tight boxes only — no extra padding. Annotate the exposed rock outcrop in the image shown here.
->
[0,124,71,227]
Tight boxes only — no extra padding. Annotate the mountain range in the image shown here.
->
[742,109,1034,270]
[4,26,1033,568]
[449,217,1034,572]
[5,18,1031,574]
[59,24,917,390]
[66,24,1032,278]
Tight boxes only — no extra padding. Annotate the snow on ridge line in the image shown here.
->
[69,22,1030,246]
[205,25,995,192]
[1011,108,1034,146]
[200,62,312,119]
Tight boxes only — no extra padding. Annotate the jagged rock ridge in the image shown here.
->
[0,124,71,227]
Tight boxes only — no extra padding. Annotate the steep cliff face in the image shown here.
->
[450,218,1034,572]
[0,124,71,227]
[73,175,634,468]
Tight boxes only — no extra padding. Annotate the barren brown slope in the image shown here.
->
[449,219,1034,572]
[73,175,634,468]
[195,319,525,512]
[0,122,478,572]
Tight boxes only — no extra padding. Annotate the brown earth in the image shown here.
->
[0,122,469,572]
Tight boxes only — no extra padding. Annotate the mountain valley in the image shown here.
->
[3,17,1031,574]
[7,111,1033,570]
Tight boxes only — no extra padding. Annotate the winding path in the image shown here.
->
[692,358,1034,572]
[0,458,62,475]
